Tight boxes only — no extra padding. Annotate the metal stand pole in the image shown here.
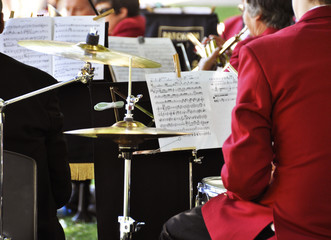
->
[189,156,193,209]
[118,150,144,240]
[0,107,4,240]
[190,150,203,209]
[118,57,144,239]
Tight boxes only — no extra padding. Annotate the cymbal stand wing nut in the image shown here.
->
[124,94,143,121]
[76,62,95,84]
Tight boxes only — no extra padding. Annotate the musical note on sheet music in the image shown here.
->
[0,16,105,82]
[0,17,53,74]
[53,16,105,81]
[146,70,237,151]
[109,37,177,82]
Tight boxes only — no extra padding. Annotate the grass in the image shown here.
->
[59,216,98,240]
[214,6,241,22]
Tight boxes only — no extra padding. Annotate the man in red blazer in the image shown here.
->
[160,0,331,239]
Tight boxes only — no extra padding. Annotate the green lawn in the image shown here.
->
[59,216,98,240]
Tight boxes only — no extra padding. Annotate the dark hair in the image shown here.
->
[246,0,294,29]
[95,0,140,17]
[0,0,2,13]
[319,0,331,4]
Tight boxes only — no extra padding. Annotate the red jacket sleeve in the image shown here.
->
[222,44,274,201]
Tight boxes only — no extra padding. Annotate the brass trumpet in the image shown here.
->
[188,25,249,68]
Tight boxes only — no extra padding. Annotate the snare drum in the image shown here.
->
[195,176,226,206]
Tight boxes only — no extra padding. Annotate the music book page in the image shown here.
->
[0,17,53,74]
[146,70,237,151]
[52,16,105,81]
[108,37,176,82]
[0,16,105,82]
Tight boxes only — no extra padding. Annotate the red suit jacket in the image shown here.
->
[202,6,331,240]
[111,15,145,37]
[221,15,244,41]
[230,27,278,71]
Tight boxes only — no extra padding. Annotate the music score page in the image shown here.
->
[0,16,105,81]
[108,37,176,82]
[146,70,237,151]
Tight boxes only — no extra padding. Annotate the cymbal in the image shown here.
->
[18,40,161,68]
[64,120,191,147]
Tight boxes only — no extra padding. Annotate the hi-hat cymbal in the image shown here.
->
[18,40,161,68]
[64,120,191,147]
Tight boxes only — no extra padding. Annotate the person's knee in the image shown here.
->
[159,221,173,240]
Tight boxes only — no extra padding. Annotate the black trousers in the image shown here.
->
[159,206,275,240]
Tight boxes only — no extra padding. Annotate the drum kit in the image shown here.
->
[0,31,228,239]
[0,32,190,240]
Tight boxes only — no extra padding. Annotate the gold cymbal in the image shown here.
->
[18,40,161,68]
[64,120,191,147]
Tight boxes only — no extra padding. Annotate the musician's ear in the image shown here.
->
[0,13,4,34]
[255,12,263,22]
[118,7,128,18]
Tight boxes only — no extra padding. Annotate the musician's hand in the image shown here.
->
[202,35,226,47]
[208,35,226,47]
[198,47,221,70]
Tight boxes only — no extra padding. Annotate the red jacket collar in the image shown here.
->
[298,5,331,23]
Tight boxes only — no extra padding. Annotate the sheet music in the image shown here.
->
[0,17,53,74]
[146,70,237,151]
[205,71,237,145]
[0,16,105,82]
[53,16,105,81]
[109,37,176,82]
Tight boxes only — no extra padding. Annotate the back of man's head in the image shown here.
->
[111,0,140,17]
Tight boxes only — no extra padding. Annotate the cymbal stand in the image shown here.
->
[0,62,94,240]
[189,150,203,209]
[118,57,145,240]
[118,147,145,240]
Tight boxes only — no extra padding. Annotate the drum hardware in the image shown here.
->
[110,87,120,122]
[188,150,204,209]
[94,101,125,111]
[195,176,227,207]
[15,31,168,240]
[112,87,154,123]
[65,57,190,240]
[17,40,161,69]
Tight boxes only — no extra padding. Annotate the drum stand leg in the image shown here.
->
[118,150,144,240]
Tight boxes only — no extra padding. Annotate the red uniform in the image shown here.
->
[111,15,145,37]
[230,27,278,71]
[202,6,331,240]
[221,15,244,41]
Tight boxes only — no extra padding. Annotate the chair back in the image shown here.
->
[2,150,37,240]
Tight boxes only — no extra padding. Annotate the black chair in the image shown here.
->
[2,150,37,240]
